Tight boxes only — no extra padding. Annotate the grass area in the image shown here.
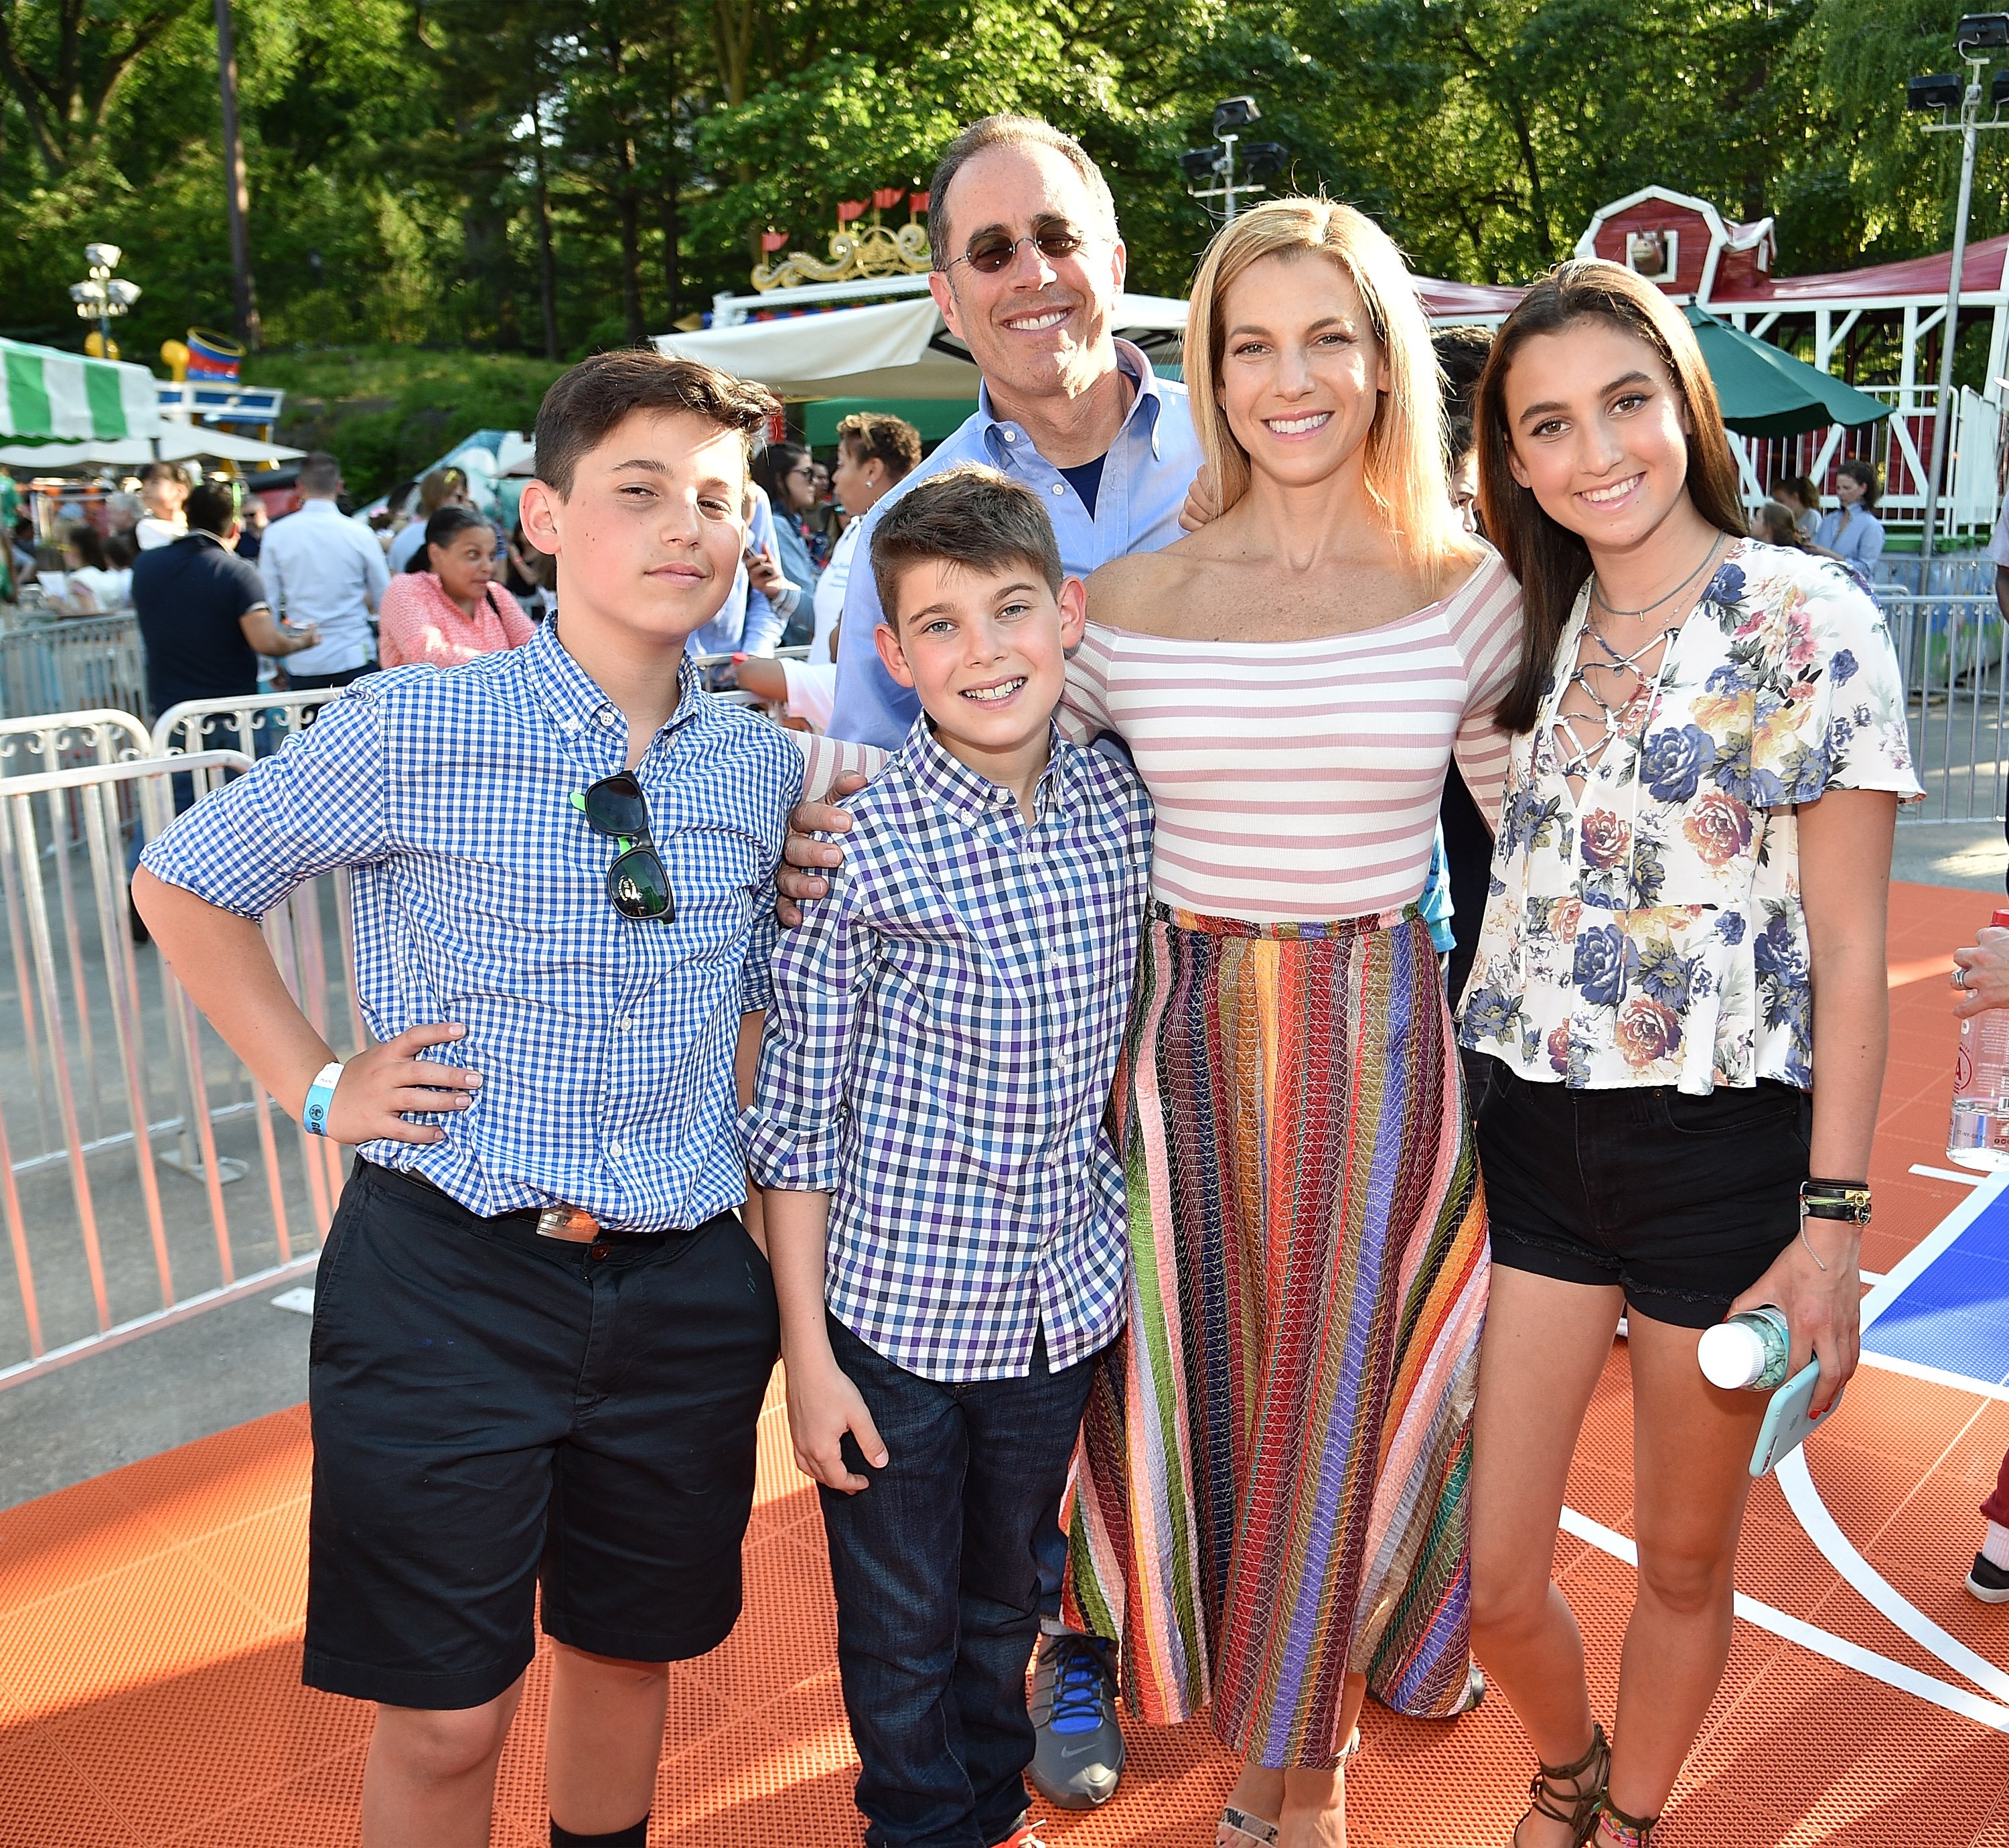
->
[250,346,567,500]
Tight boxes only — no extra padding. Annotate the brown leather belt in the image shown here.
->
[392,1165,670,1247]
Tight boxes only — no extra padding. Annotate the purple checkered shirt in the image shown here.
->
[739,716,1153,1382]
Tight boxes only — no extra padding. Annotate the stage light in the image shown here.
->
[1212,96,1260,138]
[1956,13,2009,52]
[1910,73,1964,111]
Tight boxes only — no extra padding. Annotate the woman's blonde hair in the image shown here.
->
[1184,196,1475,591]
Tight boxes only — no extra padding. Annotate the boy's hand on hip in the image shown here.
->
[319,1022,481,1145]
[775,772,867,925]
[785,1351,887,1494]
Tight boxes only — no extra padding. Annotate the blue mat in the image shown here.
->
[1865,1182,2009,1389]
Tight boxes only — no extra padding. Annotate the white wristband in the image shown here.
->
[302,1060,344,1137]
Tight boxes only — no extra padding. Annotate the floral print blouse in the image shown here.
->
[1458,541,1920,1094]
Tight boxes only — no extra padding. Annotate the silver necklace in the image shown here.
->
[1590,533,1723,621]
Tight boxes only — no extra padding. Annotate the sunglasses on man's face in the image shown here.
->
[946,224,1091,276]
[571,773,674,921]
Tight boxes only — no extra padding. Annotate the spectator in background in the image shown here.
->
[135,461,190,550]
[10,515,37,589]
[1754,500,1811,551]
[1775,473,1822,544]
[751,441,820,646]
[692,479,790,658]
[104,490,142,544]
[1811,457,1886,575]
[59,524,132,614]
[1434,324,1496,1021]
[258,450,389,690]
[234,498,269,563]
[132,482,320,717]
[735,411,923,731]
[378,506,532,669]
[387,466,470,573]
[504,518,552,619]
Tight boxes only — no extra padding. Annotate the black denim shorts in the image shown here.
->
[303,1160,779,1709]
[1474,1060,1812,1328]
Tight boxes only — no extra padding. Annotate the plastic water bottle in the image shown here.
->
[1698,1307,1791,1391]
[1949,907,2009,1171]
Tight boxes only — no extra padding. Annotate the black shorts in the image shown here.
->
[1475,1060,1811,1328]
[303,1161,779,1709]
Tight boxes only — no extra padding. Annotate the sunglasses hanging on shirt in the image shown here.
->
[571,773,674,921]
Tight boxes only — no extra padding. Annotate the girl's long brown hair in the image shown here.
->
[1476,261,1748,733]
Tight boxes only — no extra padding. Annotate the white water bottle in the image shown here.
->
[1949,907,2009,1171]
[1698,1307,1791,1391]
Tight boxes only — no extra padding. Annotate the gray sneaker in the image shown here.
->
[1027,1630,1124,1809]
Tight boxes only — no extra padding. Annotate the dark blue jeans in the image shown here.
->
[819,1316,1098,1848]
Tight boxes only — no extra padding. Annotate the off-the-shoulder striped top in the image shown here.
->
[1064,550,1523,924]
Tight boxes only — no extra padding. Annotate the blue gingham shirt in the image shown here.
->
[827,342,1203,748]
[740,718,1153,1381]
[141,618,799,1231]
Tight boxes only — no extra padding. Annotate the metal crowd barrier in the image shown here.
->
[152,689,334,760]
[1882,592,2008,824]
[0,745,360,1384]
[0,616,147,723]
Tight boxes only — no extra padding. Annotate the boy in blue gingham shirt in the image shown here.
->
[135,353,802,1848]
[741,466,1152,1848]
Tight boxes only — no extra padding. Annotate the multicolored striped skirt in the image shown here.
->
[1065,903,1489,1768]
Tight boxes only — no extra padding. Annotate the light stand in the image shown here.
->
[1911,14,2009,561]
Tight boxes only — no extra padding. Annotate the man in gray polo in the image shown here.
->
[258,451,389,690]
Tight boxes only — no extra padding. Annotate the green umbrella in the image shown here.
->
[1684,306,1891,439]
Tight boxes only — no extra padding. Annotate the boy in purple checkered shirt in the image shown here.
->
[740,466,1151,1848]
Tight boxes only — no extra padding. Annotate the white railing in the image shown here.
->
[0,737,362,1387]
[1883,592,2009,824]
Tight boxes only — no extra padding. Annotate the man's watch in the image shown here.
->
[1801,1178,1872,1226]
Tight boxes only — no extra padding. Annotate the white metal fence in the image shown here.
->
[0,740,360,1386]
[0,616,147,723]
[1882,591,2008,825]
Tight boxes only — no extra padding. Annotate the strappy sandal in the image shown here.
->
[1511,1721,1609,1847]
[1588,1796,1658,1847]
[1217,1729,1361,1846]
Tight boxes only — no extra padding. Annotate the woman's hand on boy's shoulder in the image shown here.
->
[784,1347,887,1494]
[776,770,870,925]
[318,1022,482,1145]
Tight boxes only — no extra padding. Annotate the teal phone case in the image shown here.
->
[1749,1359,1843,1477]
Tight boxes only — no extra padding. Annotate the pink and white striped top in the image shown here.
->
[1064,551,1523,923]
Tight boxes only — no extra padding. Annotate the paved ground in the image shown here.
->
[0,1286,309,1508]
[1892,821,2007,892]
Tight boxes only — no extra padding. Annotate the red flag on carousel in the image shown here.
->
[872,187,905,212]
[836,200,867,224]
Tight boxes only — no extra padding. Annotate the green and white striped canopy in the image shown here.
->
[0,338,161,441]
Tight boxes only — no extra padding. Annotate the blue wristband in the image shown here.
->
[302,1060,343,1137]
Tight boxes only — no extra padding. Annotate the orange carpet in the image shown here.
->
[1,880,2006,1847]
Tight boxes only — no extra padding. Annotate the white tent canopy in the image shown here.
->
[654,293,1189,399]
[0,426,304,472]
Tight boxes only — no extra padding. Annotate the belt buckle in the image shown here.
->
[536,1204,603,1244]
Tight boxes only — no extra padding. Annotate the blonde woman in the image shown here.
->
[1063,198,1522,1848]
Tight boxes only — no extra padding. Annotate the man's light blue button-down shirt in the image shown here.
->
[828,340,1203,748]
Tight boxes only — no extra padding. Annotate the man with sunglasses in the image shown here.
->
[813,113,1201,1813]
[135,352,818,1848]
[826,113,1202,762]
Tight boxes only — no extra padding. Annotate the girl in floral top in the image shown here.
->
[1457,265,1919,1848]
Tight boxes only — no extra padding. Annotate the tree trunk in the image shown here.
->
[615,133,644,344]
[530,96,560,360]
[658,31,679,327]
[212,0,261,349]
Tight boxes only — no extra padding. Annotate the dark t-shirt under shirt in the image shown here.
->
[131,532,268,712]
[1058,453,1106,519]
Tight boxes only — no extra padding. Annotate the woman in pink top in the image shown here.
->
[378,506,533,670]
[1063,200,1521,1848]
